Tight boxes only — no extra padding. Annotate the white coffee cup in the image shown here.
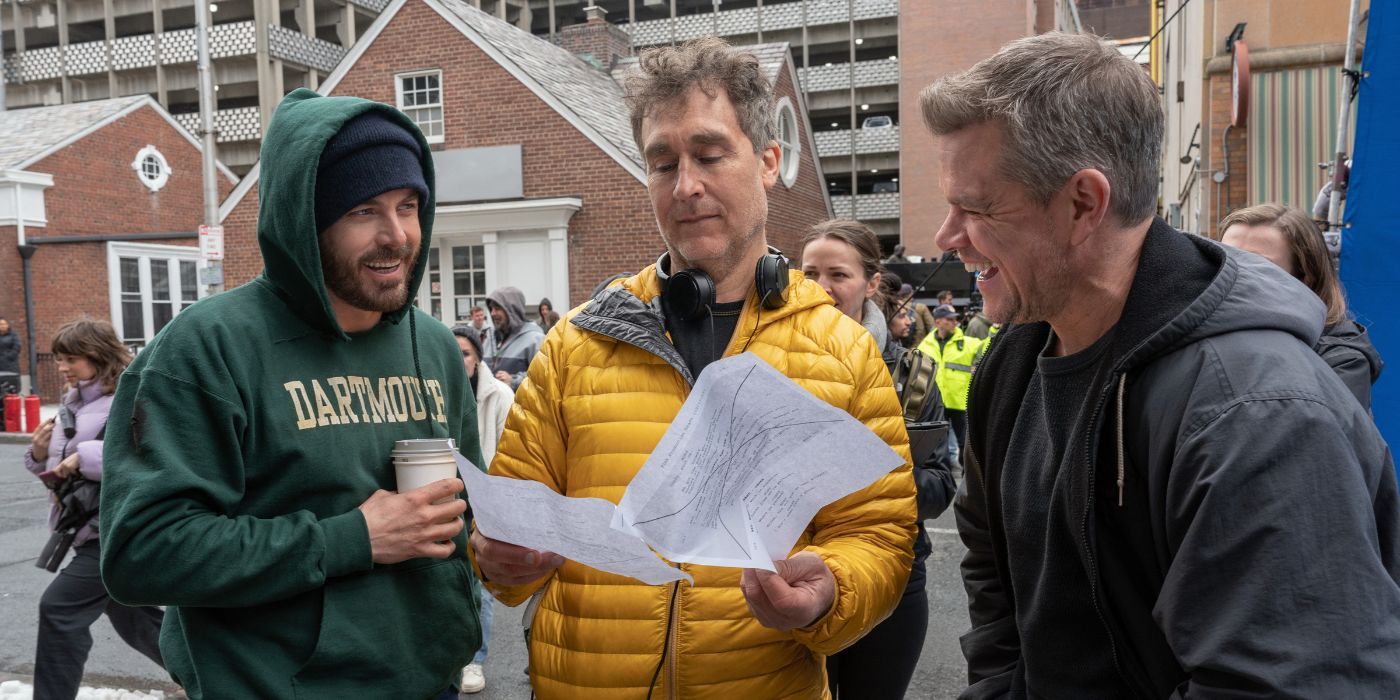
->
[393,438,458,504]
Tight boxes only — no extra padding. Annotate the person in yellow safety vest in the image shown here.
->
[917,304,984,459]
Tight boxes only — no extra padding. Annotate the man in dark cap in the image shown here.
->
[917,304,983,460]
[101,90,484,699]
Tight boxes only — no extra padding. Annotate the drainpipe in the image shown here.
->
[14,185,37,390]
[1326,0,1363,234]
[19,245,37,391]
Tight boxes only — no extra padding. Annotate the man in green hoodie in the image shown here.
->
[99,89,484,699]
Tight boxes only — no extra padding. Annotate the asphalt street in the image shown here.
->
[0,442,970,698]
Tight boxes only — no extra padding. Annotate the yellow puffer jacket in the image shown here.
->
[481,266,917,699]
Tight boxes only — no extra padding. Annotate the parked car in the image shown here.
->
[861,115,894,129]
[873,181,899,193]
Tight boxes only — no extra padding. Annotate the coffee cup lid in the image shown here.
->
[393,438,456,453]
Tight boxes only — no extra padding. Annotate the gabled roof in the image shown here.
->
[220,0,826,221]
[0,94,237,181]
[436,0,642,170]
[0,96,145,170]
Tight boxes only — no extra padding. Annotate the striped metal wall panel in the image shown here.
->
[1249,66,1355,212]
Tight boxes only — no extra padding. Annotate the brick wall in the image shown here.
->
[767,59,834,259]
[898,0,1034,259]
[554,14,632,70]
[1206,71,1249,239]
[2,104,234,400]
[222,0,828,307]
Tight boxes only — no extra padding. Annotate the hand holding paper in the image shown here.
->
[453,451,691,586]
[456,353,903,587]
[470,530,565,586]
[740,552,835,631]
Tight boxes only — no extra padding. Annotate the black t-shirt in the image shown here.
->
[1001,328,1132,697]
[663,299,746,379]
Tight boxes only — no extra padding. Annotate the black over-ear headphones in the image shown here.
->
[656,246,790,321]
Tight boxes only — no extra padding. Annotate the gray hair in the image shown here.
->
[920,32,1162,225]
[624,37,777,155]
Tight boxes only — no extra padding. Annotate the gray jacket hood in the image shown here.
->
[1112,233,1325,375]
[1321,317,1384,382]
[861,298,890,350]
[486,287,530,340]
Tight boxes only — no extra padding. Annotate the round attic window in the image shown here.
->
[775,98,800,188]
[131,145,172,192]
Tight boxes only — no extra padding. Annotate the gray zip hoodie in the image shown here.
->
[959,219,1400,698]
[484,286,544,389]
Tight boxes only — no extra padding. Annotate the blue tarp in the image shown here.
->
[1342,0,1399,446]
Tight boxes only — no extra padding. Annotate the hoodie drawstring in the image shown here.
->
[408,311,444,438]
[1116,374,1126,508]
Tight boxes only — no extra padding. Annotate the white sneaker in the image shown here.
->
[460,663,486,694]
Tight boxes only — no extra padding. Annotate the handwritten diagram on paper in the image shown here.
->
[612,353,905,571]
[453,452,691,586]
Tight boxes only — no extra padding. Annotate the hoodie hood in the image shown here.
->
[254,88,436,339]
[861,298,889,349]
[1107,221,1325,374]
[486,287,529,340]
[1321,318,1385,383]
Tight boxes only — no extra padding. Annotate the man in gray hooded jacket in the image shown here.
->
[484,286,545,389]
[924,33,1400,698]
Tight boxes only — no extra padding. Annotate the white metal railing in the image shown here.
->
[624,0,898,47]
[814,125,900,158]
[832,192,900,220]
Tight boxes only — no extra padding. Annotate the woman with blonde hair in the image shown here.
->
[801,220,954,698]
[24,318,165,697]
[1221,204,1383,408]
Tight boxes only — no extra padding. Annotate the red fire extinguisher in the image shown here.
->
[23,395,41,433]
[2,394,19,433]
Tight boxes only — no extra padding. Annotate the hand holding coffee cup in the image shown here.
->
[392,439,460,504]
[359,479,466,564]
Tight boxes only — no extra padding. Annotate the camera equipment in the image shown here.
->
[58,403,77,440]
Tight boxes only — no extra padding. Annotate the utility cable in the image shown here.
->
[1133,0,1195,61]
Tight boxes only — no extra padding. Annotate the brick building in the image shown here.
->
[1157,0,1366,238]
[219,0,830,322]
[0,94,236,398]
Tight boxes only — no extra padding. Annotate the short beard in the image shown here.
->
[990,249,1071,326]
[320,238,418,314]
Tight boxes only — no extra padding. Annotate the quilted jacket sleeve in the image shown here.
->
[792,330,918,655]
[471,326,570,607]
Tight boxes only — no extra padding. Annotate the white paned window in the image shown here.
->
[396,70,444,144]
[424,242,487,323]
[107,242,206,343]
[131,145,172,192]
[775,97,800,188]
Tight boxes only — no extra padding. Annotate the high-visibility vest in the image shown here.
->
[915,327,983,411]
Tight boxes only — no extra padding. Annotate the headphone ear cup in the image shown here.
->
[755,253,789,310]
[665,269,715,321]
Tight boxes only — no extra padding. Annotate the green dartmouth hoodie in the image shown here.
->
[100,89,484,699]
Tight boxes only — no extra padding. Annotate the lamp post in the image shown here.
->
[196,0,223,293]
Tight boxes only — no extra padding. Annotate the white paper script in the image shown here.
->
[454,452,691,586]
[612,353,905,571]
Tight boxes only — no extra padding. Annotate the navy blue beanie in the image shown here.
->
[314,111,429,233]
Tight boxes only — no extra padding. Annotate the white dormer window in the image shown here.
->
[132,145,171,192]
[396,70,445,144]
[775,97,800,188]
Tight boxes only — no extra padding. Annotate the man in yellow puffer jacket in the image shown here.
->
[469,37,917,699]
